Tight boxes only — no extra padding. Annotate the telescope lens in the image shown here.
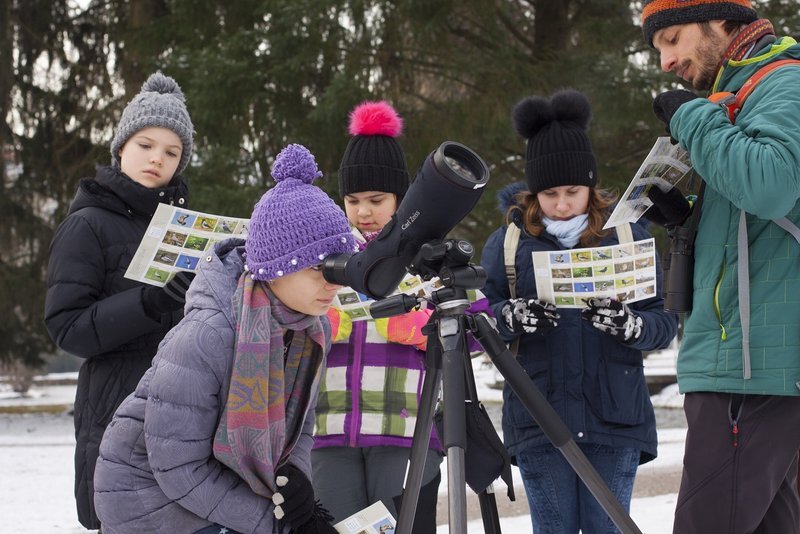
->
[433,142,489,189]
[444,155,478,182]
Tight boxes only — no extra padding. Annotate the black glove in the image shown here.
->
[644,187,691,228]
[142,271,195,319]
[581,297,643,344]
[272,464,316,529]
[501,298,559,335]
[653,89,700,127]
[653,89,700,141]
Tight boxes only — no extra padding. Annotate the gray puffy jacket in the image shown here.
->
[94,238,327,533]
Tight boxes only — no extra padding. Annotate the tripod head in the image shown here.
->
[369,238,486,319]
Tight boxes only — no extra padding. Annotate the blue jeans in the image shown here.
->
[516,443,640,534]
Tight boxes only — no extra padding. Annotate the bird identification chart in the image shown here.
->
[124,203,249,287]
[603,136,693,230]
[332,274,486,322]
[334,500,396,533]
[332,273,443,321]
[532,238,657,308]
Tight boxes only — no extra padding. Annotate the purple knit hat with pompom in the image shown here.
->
[245,143,356,281]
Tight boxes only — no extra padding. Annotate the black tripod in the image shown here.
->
[371,239,643,534]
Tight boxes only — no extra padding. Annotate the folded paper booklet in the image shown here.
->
[532,238,657,308]
[334,501,396,534]
[603,136,693,230]
[124,203,249,286]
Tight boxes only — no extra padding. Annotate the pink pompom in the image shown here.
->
[348,101,403,138]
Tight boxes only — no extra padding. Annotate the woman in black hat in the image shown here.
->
[480,89,678,533]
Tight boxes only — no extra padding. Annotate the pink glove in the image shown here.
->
[374,308,433,350]
[325,308,353,343]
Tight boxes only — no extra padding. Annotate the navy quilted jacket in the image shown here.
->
[480,184,678,463]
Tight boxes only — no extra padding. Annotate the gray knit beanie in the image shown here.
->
[110,72,194,176]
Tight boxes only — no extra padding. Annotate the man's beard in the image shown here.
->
[689,31,727,91]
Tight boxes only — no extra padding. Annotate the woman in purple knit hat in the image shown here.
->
[94,144,356,534]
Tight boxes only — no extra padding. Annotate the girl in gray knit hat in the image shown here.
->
[44,71,195,530]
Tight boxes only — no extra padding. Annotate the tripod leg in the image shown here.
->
[478,486,502,534]
[439,315,469,534]
[472,314,643,534]
[395,335,442,534]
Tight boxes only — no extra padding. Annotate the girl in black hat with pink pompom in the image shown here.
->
[311,101,444,533]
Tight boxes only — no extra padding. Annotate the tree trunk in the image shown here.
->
[119,0,166,96]
[533,0,571,55]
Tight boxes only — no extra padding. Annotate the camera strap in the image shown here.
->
[684,181,705,250]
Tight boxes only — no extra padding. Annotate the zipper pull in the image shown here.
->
[731,422,739,448]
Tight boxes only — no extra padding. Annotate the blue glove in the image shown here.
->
[581,297,643,343]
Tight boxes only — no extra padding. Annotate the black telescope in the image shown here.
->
[322,141,490,298]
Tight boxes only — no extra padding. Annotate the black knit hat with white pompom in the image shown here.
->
[512,89,597,194]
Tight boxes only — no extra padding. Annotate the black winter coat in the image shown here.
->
[44,166,189,529]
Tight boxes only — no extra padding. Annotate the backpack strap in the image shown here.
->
[708,59,800,123]
[707,58,800,379]
[615,222,633,245]
[503,223,521,300]
[774,217,800,246]
[503,223,522,355]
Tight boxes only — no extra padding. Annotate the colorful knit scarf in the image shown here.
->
[212,272,326,497]
[720,18,774,63]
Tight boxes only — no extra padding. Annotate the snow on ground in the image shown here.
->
[435,494,679,534]
[0,350,683,533]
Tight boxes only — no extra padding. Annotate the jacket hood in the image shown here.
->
[184,237,246,329]
[497,182,528,214]
[69,165,189,218]
[497,182,528,228]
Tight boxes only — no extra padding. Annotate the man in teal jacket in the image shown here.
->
[641,1,800,532]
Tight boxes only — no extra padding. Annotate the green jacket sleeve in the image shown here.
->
[672,68,800,220]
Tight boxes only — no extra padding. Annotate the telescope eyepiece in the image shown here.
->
[322,253,350,286]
